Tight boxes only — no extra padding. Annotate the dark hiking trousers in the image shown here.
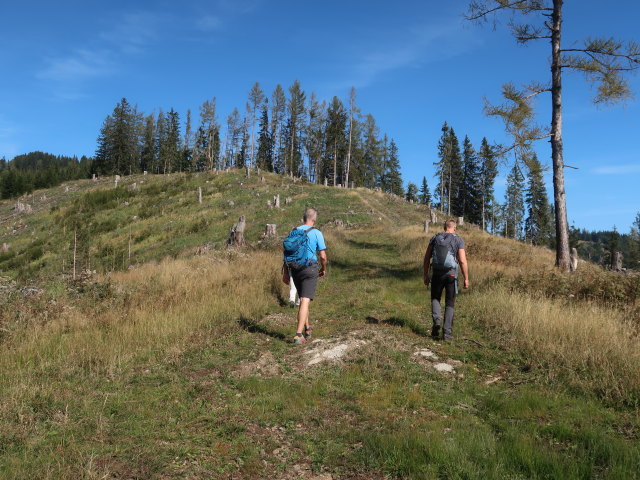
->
[431,270,457,339]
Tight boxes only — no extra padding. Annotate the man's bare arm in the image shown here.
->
[458,249,469,289]
[423,244,433,285]
[318,250,327,277]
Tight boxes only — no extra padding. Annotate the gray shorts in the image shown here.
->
[291,264,319,300]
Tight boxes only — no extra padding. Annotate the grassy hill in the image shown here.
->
[1,170,639,479]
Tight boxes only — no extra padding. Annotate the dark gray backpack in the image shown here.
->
[431,233,459,274]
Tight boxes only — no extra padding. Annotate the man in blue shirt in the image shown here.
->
[283,208,327,343]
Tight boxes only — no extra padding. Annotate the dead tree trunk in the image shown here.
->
[430,210,438,225]
[198,187,202,204]
[265,224,277,238]
[115,175,120,188]
[274,195,280,208]
[614,252,623,272]
[423,221,430,234]
[570,247,578,272]
[227,216,246,247]
[457,217,464,226]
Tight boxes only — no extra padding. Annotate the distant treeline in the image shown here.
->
[93,81,404,195]
[571,222,640,270]
[0,152,93,199]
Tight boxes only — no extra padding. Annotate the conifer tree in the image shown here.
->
[94,98,138,175]
[256,101,273,172]
[478,137,498,231]
[386,139,403,196]
[287,80,306,176]
[248,82,264,169]
[344,86,359,187]
[461,135,482,224]
[467,0,640,270]
[630,212,640,269]
[419,176,432,205]
[504,162,525,239]
[270,85,287,174]
[524,153,552,245]
[360,114,382,189]
[324,96,347,185]
[165,109,181,174]
[306,93,326,183]
[434,122,463,215]
[197,98,220,171]
[406,182,418,203]
[140,114,156,174]
[182,109,193,172]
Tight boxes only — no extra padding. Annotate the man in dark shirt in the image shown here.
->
[423,219,469,340]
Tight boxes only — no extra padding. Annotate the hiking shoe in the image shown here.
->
[293,333,306,344]
[289,301,295,309]
[431,326,441,340]
[304,327,313,339]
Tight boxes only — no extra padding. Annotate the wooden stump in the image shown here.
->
[285,197,292,205]
[265,224,277,238]
[333,219,344,228]
[457,217,464,226]
[92,174,97,181]
[324,177,328,187]
[260,176,266,183]
[430,210,438,224]
[423,220,429,234]
[115,175,120,188]
[570,248,578,272]
[227,216,246,247]
[198,187,202,204]
[274,195,280,208]
[614,252,623,272]
[1,243,9,253]
[267,200,273,209]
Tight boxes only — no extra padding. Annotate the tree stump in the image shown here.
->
[92,174,97,181]
[265,224,277,238]
[143,170,148,175]
[351,181,355,189]
[570,248,578,272]
[227,216,246,247]
[614,252,623,272]
[2,243,9,253]
[267,200,273,209]
[457,217,464,226]
[423,220,430,233]
[260,176,266,183]
[198,187,202,204]
[333,219,344,228]
[115,175,120,188]
[246,167,251,178]
[274,195,280,208]
[430,210,438,224]
[324,177,328,187]
[130,182,137,190]
[227,200,235,207]
[285,197,292,205]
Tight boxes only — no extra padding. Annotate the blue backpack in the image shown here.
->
[283,227,316,270]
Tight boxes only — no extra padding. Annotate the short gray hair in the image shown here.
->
[303,208,317,222]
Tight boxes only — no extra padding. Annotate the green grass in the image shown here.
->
[0,171,639,479]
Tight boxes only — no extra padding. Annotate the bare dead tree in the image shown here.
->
[467,0,640,271]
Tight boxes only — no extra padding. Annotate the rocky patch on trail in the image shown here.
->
[413,348,462,375]
[302,336,369,367]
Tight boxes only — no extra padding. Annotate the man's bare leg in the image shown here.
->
[296,297,311,335]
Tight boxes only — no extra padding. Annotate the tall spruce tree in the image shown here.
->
[467,0,640,270]
[419,176,432,205]
[270,85,287,174]
[461,136,482,224]
[361,114,382,189]
[478,137,498,231]
[255,100,273,172]
[504,162,525,239]
[94,98,138,175]
[524,152,552,245]
[434,122,463,215]
[324,96,347,186]
[140,114,156,174]
[247,82,264,169]
[306,93,326,183]
[286,80,306,176]
[386,139,403,196]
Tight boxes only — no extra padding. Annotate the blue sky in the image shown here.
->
[1,0,638,231]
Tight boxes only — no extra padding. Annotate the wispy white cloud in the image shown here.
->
[38,48,114,82]
[341,17,482,89]
[591,164,640,175]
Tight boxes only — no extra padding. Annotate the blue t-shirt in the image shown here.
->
[296,225,326,264]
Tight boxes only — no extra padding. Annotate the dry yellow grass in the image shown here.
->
[396,224,640,403]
